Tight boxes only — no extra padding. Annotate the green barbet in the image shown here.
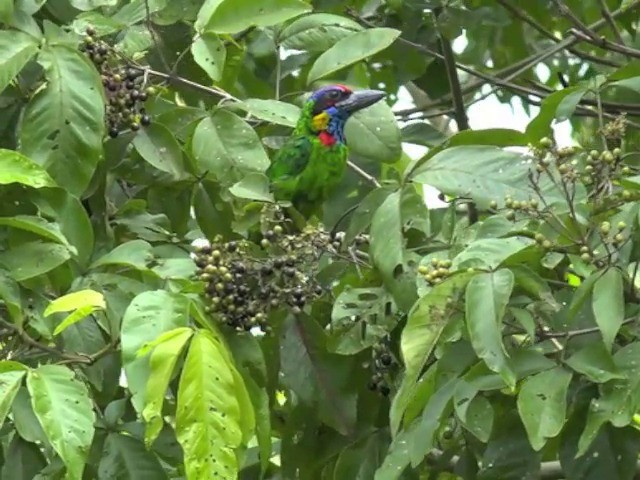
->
[267,84,385,219]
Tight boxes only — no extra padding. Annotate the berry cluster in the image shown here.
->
[79,27,154,138]
[418,258,452,286]
[194,225,346,332]
[368,341,395,396]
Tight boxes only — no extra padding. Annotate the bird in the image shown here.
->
[266,84,385,221]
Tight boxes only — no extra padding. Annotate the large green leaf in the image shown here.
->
[279,13,363,52]
[346,100,402,163]
[176,330,254,480]
[0,362,27,429]
[453,237,535,270]
[26,365,95,480]
[121,291,191,411]
[525,86,587,141]
[98,433,169,480]
[307,27,400,84]
[132,123,185,178]
[0,215,70,247]
[1,436,47,480]
[0,149,56,188]
[142,327,193,446]
[191,31,226,82]
[205,0,311,34]
[20,45,104,196]
[593,268,625,350]
[370,190,403,282]
[234,99,301,128]
[0,29,39,94]
[91,240,153,271]
[465,269,516,388]
[70,0,117,10]
[392,271,476,434]
[0,241,71,281]
[280,314,357,435]
[45,289,106,336]
[517,367,572,451]
[191,110,270,183]
[566,342,625,383]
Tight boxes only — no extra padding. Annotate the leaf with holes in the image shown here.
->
[0,241,71,281]
[0,30,39,94]
[280,13,363,52]
[176,330,254,479]
[27,365,95,480]
[205,0,311,34]
[0,150,56,188]
[98,433,169,480]
[191,31,226,82]
[234,99,301,128]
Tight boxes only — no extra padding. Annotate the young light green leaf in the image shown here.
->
[98,433,169,480]
[205,0,311,34]
[191,31,226,82]
[517,367,572,451]
[453,237,535,270]
[132,123,185,178]
[525,86,587,141]
[70,0,117,10]
[142,327,193,446]
[176,330,254,480]
[27,365,95,480]
[307,28,400,84]
[0,241,71,281]
[466,269,516,388]
[593,268,625,350]
[0,30,39,94]
[370,190,404,282]
[279,13,363,52]
[0,149,56,188]
[195,0,224,32]
[121,291,191,412]
[346,99,401,163]
[45,289,106,336]
[20,45,105,196]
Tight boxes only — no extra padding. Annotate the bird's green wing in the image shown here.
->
[266,135,313,201]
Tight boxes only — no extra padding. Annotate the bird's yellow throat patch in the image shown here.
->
[311,112,330,131]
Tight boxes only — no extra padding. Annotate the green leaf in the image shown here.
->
[195,0,224,32]
[27,365,95,480]
[393,271,476,433]
[517,367,572,451]
[279,13,363,52]
[234,98,301,128]
[0,363,27,429]
[0,215,70,247]
[121,291,191,411]
[70,0,117,10]
[192,110,270,182]
[411,146,550,209]
[0,29,39,94]
[466,269,516,388]
[191,31,226,82]
[370,190,403,281]
[142,327,193,446]
[525,86,587,141]
[453,237,535,270]
[0,241,71,281]
[176,330,254,480]
[192,180,234,239]
[307,28,400,84]
[45,289,106,336]
[457,394,494,442]
[229,172,274,202]
[0,0,14,24]
[91,239,153,271]
[132,123,185,178]
[98,433,169,480]
[280,314,356,435]
[346,99,402,163]
[205,0,311,34]
[566,342,625,383]
[0,149,56,188]
[593,269,624,350]
[20,45,104,196]
[1,436,47,480]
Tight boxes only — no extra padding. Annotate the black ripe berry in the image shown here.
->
[108,128,119,138]
[130,122,140,131]
[380,353,392,367]
[379,385,391,396]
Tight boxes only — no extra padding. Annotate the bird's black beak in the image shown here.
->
[336,89,386,114]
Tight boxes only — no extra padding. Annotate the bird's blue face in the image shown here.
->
[309,84,385,144]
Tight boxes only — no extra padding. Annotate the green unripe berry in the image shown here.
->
[622,190,632,200]
[260,238,270,249]
[613,147,622,157]
[273,225,283,235]
[622,166,631,175]
[542,240,553,249]
[602,151,615,163]
[614,233,625,243]
[580,252,592,262]
[489,200,498,209]
[418,265,429,275]
[600,222,611,235]
[580,246,590,254]
[617,221,627,230]
[506,210,516,221]
[589,150,599,159]
[540,137,553,148]
[535,233,545,243]
[505,197,513,208]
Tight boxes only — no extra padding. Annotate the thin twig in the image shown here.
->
[143,0,170,72]
[570,28,640,59]
[347,160,381,188]
[598,0,626,45]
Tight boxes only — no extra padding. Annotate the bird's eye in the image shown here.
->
[327,90,341,100]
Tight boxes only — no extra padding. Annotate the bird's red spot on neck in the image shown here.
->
[318,131,337,146]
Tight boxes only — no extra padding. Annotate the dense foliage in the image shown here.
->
[4,0,640,479]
